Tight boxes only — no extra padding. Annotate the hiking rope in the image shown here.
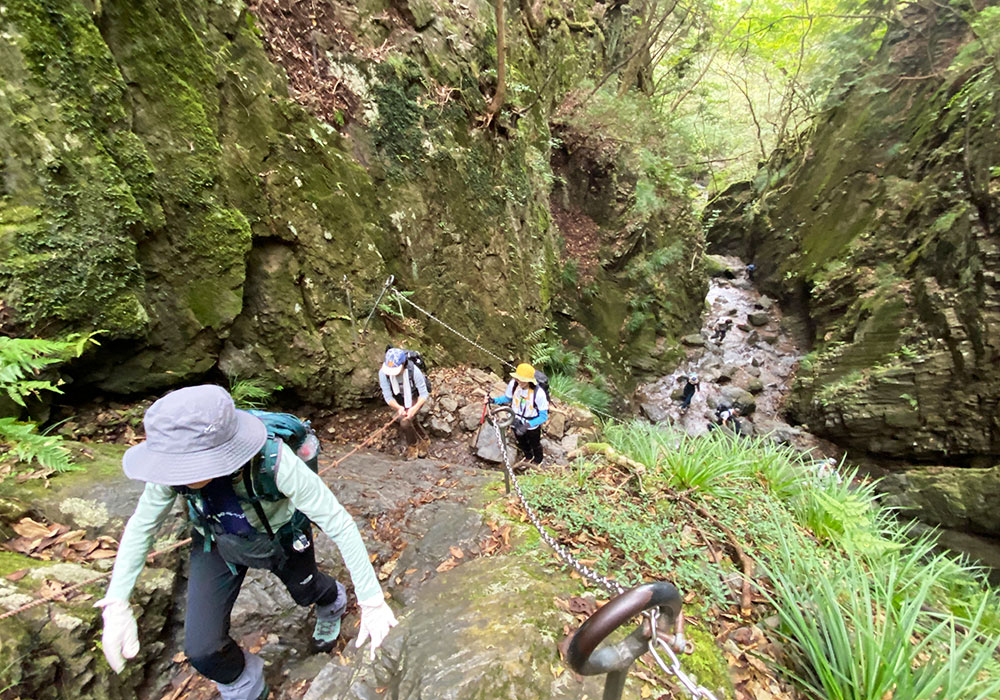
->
[488,418,719,700]
[361,275,395,335]
[0,417,398,621]
[390,288,517,370]
[318,414,398,476]
[390,287,620,423]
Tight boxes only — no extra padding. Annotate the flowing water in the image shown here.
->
[637,255,839,459]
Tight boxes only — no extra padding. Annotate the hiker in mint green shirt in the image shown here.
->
[97,385,397,700]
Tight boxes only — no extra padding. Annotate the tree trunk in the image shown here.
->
[486,0,507,118]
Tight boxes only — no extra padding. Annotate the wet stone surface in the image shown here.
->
[636,256,839,457]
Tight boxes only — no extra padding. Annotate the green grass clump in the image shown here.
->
[548,372,613,416]
[763,532,1000,700]
[513,419,1000,698]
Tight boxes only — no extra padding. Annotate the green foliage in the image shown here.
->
[515,419,1000,694]
[228,377,283,410]
[763,534,1000,700]
[658,0,889,194]
[0,418,77,473]
[0,333,98,473]
[548,373,613,415]
[527,328,581,376]
[0,334,98,407]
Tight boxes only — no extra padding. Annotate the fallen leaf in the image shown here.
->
[448,546,464,559]
[88,549,118,560]
[12,518,52,539]
[5,569,29,582]
[435,557,459,573]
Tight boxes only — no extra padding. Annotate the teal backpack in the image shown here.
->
[243,410,320,502]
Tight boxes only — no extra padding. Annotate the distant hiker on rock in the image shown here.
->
[379,347,431,460]
[712,318,733,342]
[98,385,397,700]
[814,457,844,485]
[718,404,742,434]
[490,363,549,465]
[679,374,699,410]
[746,263,756,281]
[709,403,742,435]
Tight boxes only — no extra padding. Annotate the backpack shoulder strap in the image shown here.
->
[241,460,276,539]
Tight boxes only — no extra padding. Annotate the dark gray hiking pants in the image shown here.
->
[184,527,345,684]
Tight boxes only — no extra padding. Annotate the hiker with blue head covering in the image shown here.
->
[97,385,397,700]
[379,347,431,460]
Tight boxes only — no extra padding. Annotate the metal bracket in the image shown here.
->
[566,582,682,700]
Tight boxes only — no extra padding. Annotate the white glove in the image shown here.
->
[355,594,398,661]
[96,598,140,673]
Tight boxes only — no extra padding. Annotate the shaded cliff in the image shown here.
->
[704,1,1000,533]
[0,0,703,405]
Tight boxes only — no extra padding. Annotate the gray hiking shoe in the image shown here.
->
[312,605,343,653]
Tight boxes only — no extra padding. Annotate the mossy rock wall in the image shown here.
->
[704,1,1000,464]
[550,120,706,384]
[1,0,703,404]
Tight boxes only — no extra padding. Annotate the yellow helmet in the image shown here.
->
[511,363,537,384]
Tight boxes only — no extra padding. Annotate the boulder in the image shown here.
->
[459,402,484,431]
[719,386,756,415]
[561,434,580,452]
[474,425,508,463]
[439,395,459,413]
[756,295,774,311]
[747,312,769,326]
[428,415,453,438]
[682,334,706,346]
[545,411,567,439]
[878,465,1000,537]
[762,332,779,345]
[541,438,566,463]
[704,254,738,278]
[746,378,764,394]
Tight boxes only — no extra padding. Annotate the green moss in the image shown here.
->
[373,60,428,174]
[1,0,148,334]
[682,625,736,699]
[0,551,47,577]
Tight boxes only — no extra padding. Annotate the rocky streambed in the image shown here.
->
[636,254,1000,577]
[637,255,837,457]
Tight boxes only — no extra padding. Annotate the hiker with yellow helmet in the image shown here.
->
[489,363,549,464]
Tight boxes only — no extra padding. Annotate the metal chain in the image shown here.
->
[490,419,720,700]
[392,288,517,370]
[392,287,621,423]
[487,416,623,596]
[388,283,714,696]
[649,634,721,700]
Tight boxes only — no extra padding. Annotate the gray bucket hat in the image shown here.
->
[122,385,267,486]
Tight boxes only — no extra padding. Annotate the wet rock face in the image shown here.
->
[304,556,603,700]
[879,465,1000,537]
[703,2,1000,468]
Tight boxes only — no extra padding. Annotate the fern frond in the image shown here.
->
[0,417,77,472]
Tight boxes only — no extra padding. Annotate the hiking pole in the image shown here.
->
[343,275,357,342]
[360,275,394,335]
